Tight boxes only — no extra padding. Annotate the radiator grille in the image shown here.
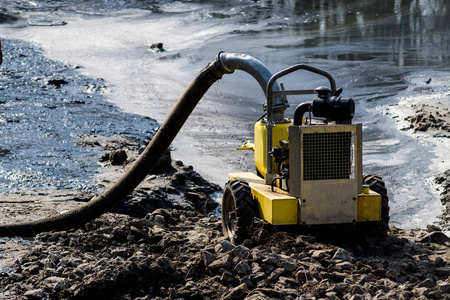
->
[302,131,354,181]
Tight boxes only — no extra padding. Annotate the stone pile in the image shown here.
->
[1,207,449,299]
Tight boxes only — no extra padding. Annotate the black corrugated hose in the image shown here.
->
[0,58,226,237]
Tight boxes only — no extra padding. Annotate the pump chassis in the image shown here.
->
[221,63,389,244]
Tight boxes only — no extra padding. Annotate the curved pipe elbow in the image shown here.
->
[293,102,312,125]
[216,52,281,96]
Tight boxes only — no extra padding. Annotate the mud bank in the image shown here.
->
[0,38,159,193]
[385,72,450,231]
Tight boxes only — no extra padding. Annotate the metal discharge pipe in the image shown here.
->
[216,52,287,121]
[0,52,277,237]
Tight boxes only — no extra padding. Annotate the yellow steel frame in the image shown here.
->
[229,173,298,225]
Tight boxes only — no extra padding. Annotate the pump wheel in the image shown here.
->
[363,174,390,234]
[221,180,257,244]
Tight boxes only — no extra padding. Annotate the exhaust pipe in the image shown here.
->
[0,52,280,237]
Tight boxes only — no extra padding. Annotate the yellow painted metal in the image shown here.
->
[228,172,297,225]
[362,185,370,194]
[254,120,291,177]
[228,172,265,185]
[250,183,298,225]
[237,141,255,151]
[357,191,381,221]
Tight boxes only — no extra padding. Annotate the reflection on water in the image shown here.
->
[2,0,449,67]
[245,0,450,67]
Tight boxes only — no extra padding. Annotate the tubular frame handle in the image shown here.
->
[264,64,336,183]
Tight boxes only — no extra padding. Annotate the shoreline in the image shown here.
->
[382,71,450,231]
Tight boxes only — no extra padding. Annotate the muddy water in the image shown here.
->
[0,39,158,192]
[1,0,449,229]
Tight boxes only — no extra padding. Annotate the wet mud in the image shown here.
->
[0,38,158,192]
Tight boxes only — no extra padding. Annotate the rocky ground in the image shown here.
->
[1,134,450,299]
[1,203,450,299]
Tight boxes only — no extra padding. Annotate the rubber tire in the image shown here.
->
[221,180,256,244]
[363,174,390,234]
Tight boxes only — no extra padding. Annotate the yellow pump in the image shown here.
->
[254,120,291,177]
[222,61,390,244]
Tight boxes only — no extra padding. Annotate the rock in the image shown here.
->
[311,249,329,260]
[414,287,432,297]
[239,276,253,290]
[208,254,232,270]
[245,288,286,299]
[252,272,268,283]
[351,284,365,295]
[201,251,216,267]
[234,260,251,275]
[152,215,168,229]
[295,270,310,283]
[156,257,174,272]
[149,43,165,52]
[417,231,450,244]
[109,149,127,165]
[417,278,435,288]
[24,264,41,275]
[335,261,355,270]
[220,270,235,283]
[268,268,284,282]
[110,248,128,258]
[435,266,450,276]
[251,262,262,274]
[53,281,68,290]
[150,208,172,219]
[215,240,235,253]
[24,289,44,299]
[281,259,297,272]
[437,280,450,293]
[322,272,346,282]
[233,245,250,258]
[275,276,299,289]
[221,283,249,300]
[435,256,445,267]
[261,255,278,266]
[332,248,355,262]
[48,79,69,87]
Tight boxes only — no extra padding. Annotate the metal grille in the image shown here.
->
[302,131,354,181]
